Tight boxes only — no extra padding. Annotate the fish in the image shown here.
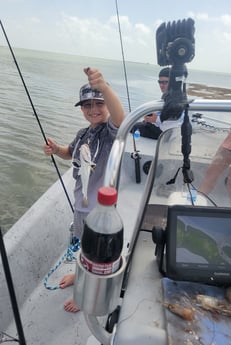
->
[163,302,195,321]
[78,143,96,207]
[196,294,231,317]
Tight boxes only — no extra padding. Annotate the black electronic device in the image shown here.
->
[165,205,231,286]
[155,18,196,184]
[153,205,231,286]
[156,18,195,66]
[155,18,195,123]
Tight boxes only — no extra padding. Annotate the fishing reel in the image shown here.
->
[156,18,195,122]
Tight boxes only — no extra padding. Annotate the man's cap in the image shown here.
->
[75,83,104,107]
[159,67,170,78]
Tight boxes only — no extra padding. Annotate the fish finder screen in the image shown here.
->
[176,215,231,267]
[165,205,231,285]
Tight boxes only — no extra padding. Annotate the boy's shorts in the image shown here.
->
[73,210,88,240]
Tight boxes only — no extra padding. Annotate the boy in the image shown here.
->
[44,67,125,312]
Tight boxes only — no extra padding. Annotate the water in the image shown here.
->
[0,46,230,232]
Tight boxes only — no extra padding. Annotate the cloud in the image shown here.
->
[56,13,154,62]
[223,31,231,41]
[30,17,40,24]
[135,23,150,34]
[2,7,230,73]
[189,11,231,27]
[109,15,132,30]
[221,14,231,25]
[195,13,210,21]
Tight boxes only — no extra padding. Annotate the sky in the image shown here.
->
[0,0,231,73]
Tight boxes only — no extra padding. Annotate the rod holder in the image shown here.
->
[74,251,126,316]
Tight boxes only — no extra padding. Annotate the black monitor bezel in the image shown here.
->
[165,205,231,286]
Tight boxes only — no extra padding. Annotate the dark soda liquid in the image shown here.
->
[81,223,123,263]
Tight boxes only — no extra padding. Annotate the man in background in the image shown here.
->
[131,67,170,139]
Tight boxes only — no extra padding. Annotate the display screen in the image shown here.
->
[176,215,231,266]
[166,205,231,286]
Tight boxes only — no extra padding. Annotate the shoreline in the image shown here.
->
[187,83,231,100]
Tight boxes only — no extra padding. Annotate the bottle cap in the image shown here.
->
[133,129,140,139]
[98,186,117,205]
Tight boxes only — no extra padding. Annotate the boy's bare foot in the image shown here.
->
[64,299,80,313]
[59,273,75,289]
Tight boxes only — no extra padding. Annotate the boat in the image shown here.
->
[1,14,231,345]
[1,95,231,344]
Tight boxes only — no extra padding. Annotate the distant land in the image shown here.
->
[188,83,231,100]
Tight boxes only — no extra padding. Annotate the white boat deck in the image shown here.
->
[1,127,231,345]
[1,134,160,345]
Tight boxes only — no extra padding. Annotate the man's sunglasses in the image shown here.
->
[158,80,168,85]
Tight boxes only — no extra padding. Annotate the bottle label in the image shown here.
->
[80,253,121,275]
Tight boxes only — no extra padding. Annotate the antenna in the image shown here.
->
[115,1,141,183]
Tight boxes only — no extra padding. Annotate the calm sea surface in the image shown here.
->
[0,46,230,232]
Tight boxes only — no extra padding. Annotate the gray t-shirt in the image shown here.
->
[69,119,118,212]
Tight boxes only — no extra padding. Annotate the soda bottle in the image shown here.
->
[80,186,123,275]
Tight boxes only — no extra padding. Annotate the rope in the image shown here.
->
[44,239,80,291]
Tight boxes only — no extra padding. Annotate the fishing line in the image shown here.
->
[0,20,74,213]
[115,0,131,113]
[115,0,141,183]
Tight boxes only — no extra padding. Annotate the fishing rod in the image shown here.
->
[0,20,74,213]
[193,112,231,128]
[115,0,141,184]
[0,227,26,345]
